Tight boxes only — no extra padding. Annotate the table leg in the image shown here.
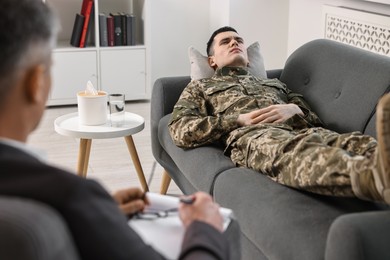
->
[124,135,149,192]
[77,138,92,178]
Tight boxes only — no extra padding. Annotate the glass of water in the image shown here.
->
[108,94,125,126]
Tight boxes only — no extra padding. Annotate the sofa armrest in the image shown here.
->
[0,196,80,260]
[325,210,390,260]
[151,76,191,163]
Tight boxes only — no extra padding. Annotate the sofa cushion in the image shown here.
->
[213,167,387,260]
[280,39,390,137]
[325,211,390,260]
[158,114,235,193]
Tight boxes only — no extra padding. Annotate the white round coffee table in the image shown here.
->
[54,112,148,191]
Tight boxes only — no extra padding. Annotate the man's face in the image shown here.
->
[208,31,249,69]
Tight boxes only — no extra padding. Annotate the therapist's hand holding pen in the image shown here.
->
[179,192,224,232]
[112,188,149,216]
[112,188,223,232]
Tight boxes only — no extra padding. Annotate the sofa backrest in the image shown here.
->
[280,39,390,137]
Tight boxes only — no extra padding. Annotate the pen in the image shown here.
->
[180,196,195,204]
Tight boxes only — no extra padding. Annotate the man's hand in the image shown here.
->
[112,188,149,216]
[179,192,223,232]
[237,104,303,126]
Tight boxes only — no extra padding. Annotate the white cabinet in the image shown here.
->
[100,48,146,99]
[49,51,98,106]
[45,0,148,106]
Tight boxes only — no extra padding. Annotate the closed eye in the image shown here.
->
[220,39,230,45]
[219,36,244,46]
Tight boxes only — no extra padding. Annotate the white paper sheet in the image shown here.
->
[128,192,233,259]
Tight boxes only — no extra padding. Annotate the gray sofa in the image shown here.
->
[0,197,79,260]
[151,39,390,260]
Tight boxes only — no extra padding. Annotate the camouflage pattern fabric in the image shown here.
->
[169,67,377,196]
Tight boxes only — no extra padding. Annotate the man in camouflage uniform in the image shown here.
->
[169,26,390,204]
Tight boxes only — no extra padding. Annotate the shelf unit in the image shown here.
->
[45,0,148,106]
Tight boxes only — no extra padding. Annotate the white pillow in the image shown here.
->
[188,41,267,81]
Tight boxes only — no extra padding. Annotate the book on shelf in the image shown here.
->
[120,13,128,46]
[106,15,115,46]
[69,2,138,48]
[79,0,94,48]
[85,1,95,47]
[80,0,90,16]
[99,13,108,47]
[104,12,136,46]
[125,14,136,46]
[70,13,85,47]
[69,0,94,48]
[109,12,122,46]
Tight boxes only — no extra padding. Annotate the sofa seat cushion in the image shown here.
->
[158,114,236,193]
[213,167,388,260]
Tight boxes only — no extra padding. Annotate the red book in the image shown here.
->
[79,0,93,48]
[107,15,115,46]
[80,0,89,15]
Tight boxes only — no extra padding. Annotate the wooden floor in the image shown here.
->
[28,101,182,196]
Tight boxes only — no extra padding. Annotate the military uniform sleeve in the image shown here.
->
[169,81,239,148]
[286,91,324,128]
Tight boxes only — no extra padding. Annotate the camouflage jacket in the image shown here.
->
[169,67,324,149]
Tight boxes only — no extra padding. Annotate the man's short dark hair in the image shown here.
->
[206,26,238,56]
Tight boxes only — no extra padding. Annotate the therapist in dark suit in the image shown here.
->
[0,0,232,259]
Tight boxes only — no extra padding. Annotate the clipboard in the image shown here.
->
[128,192,234,259]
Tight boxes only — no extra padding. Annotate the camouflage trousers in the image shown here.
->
[227,126,377,197]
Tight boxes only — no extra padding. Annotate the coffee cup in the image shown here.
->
[77,91,108,125]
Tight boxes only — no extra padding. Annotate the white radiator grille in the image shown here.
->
[322,5,390,57]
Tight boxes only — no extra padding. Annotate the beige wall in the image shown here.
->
[214,0,390,69]
[149,0,390,84]
[210,0,289,70]
[148,0,211,84]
